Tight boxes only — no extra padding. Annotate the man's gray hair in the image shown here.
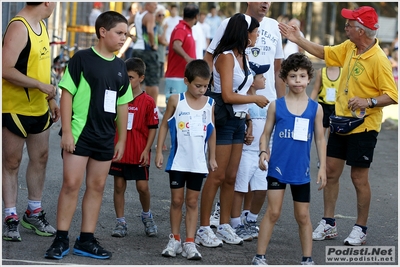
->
[355,21,377,39]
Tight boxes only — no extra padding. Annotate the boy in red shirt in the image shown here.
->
[109,57,159,238]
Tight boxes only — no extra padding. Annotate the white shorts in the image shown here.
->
[235,149,268,192]
[164,78,186,103]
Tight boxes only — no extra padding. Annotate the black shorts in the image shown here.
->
[319,103,335,128]
[109,162,149,180]
[61,145,114,161]
[267,176,310,203]
[327,130,378,168]
[168,171,206,191]
[3,111,53,138]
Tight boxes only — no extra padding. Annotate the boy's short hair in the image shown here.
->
[184,60,210,83]
[95,11,128,39]
[279,52,314,80]
[125,57,146,77]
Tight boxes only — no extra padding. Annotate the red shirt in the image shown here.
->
[165,20,196,78]
[115,92,158,165]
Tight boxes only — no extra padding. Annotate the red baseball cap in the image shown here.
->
[93,2,103,9]
[341,6,379,30]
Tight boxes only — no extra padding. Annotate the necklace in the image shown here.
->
[344,40,375,95]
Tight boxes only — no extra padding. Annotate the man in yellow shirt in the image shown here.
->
[279,6,398,246]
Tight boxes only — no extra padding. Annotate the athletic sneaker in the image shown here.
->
[161,234,182,257]
[3,216,21,242]
[312,219,338,241]
[142,213,158,237]
[21,210,56,237]
[344,226,367,246]
[210,201,220,228]
[242,217,259,239]
[216,223,243,245]
[195,227,223,248]
[251,256,267,265]
[182,242,202,260]
[301,258,315,265]
[111,221,127,237]
[73,237,112,259]
[234,224,253,241]
[45,236,70,259]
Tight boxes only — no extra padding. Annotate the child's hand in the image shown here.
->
[316,168,327,190]
[209,159,218,172]
[258,153,269,171]
[139,151,150,166]
[113,141,125,162]
[155,153,163,169]
[60,132,75,153]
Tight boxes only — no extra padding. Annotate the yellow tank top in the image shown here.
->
[2,17,51,116]
[317,67,341,105]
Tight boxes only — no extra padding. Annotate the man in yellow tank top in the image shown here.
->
[2,2,59,242]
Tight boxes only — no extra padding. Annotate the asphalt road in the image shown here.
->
[2,61,398,265]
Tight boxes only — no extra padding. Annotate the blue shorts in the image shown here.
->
[164,78,187,103]
[216,116,246,145]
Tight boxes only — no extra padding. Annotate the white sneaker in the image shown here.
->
[234,224,253,241]
[301,259,315,265]
[210,202,220,228]
[195,227,223,248]
[312,219,338,241]
[216,223,243,245]
[242,216,259,239]
[251,256,267,265]
[344,226,367,246]
[161,234,182,257]
[182,242,202,260]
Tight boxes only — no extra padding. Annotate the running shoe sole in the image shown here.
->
[73,248,111,259]
[21,219,54,237]
[45,248,70,260]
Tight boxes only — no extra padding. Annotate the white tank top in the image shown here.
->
[133,10,147,50]
[213,50,253,113]
[165,93,215,174]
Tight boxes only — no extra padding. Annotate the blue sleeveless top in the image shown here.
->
[268,97,318,185]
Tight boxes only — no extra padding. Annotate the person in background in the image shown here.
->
[230,62,270,242]
[132,2,162,118]
[198,12,211,56]
[121,2,143,60]
[283,18,304,59]
[88,2,103,46]
[279,5,398,246]
[2,1,59,242]
[163,4,182,45]
[192,18,207,60]
[164,4,199,103]
[155,4,168,80]
[155,60,217,260]
[252,53,326,265]
[310,66,342,138]
[205,5,222,43]
[109,57,159,239]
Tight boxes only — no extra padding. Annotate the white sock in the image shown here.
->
[4,207,17,218]
[230,217,241,228]
[241,209,250,218]
[27,199,41,215]
[247,212,258,222]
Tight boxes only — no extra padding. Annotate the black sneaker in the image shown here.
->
[73,237,112,259]
[45,236,70,259]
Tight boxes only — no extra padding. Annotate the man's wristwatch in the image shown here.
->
[370,98,378,108]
